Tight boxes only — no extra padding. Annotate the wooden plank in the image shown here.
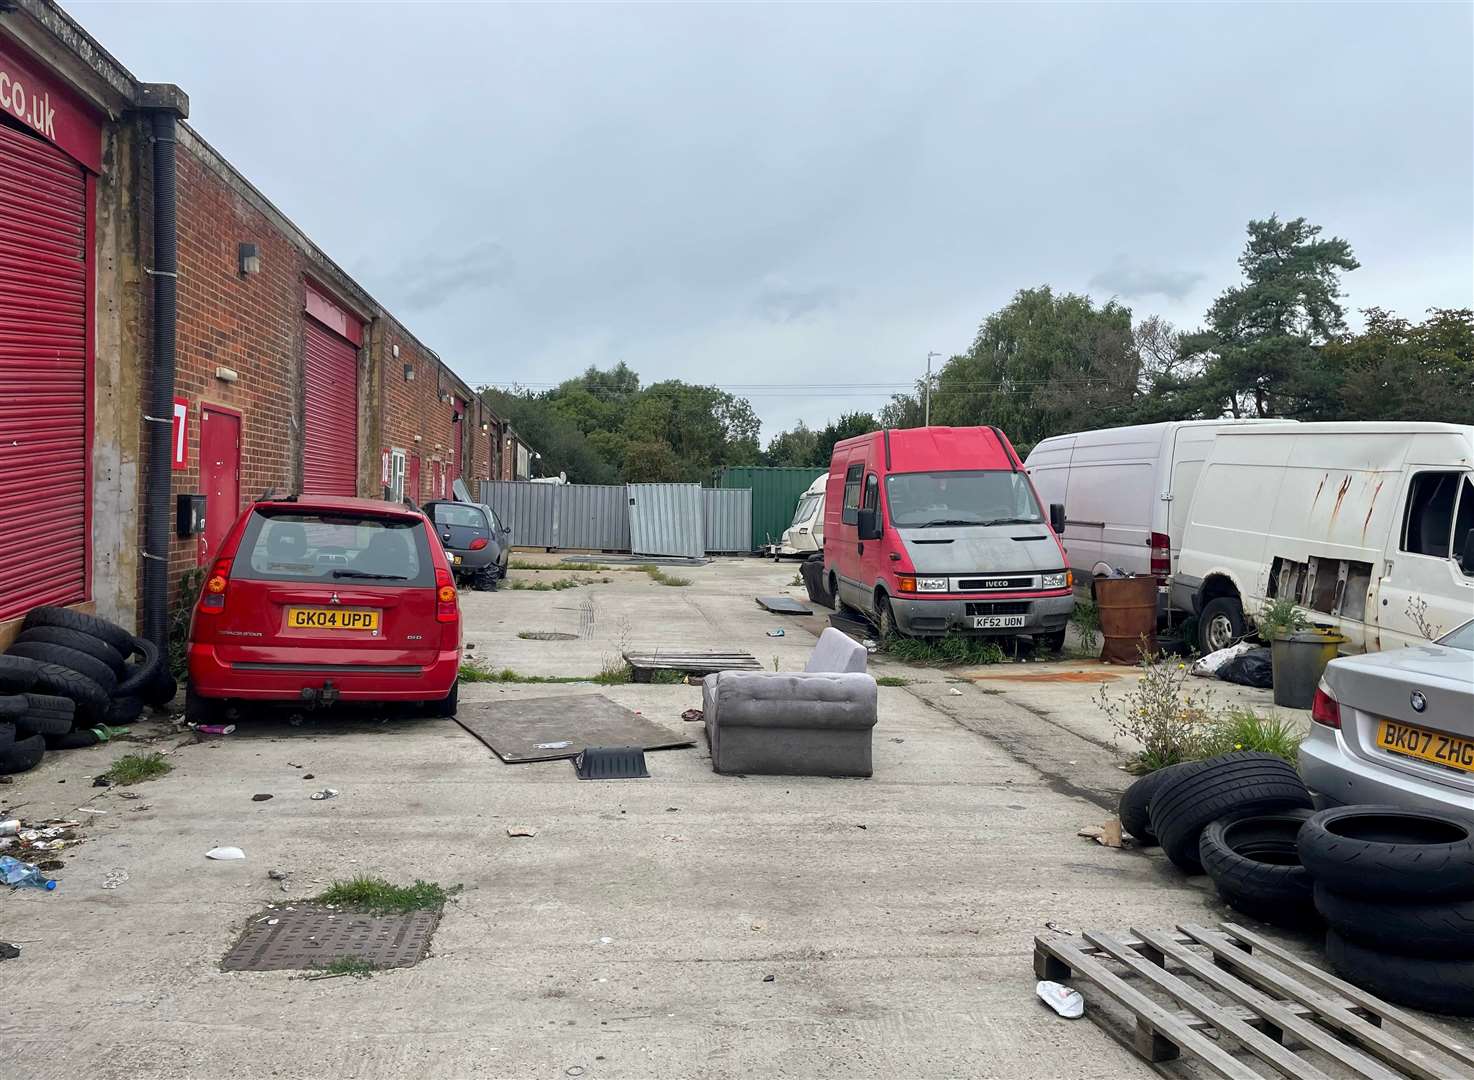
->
[1033,935,1263,1080]
[1088,931,1337,1080]
[1180,924,1461,1080]
[1134,928,1406,1080]
[1219,923,1474,1074]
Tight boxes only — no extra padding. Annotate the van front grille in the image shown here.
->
[966,602,1030,617]
[956,576,1034,591]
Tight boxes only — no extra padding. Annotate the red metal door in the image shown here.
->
[199,406,240,565]
[302,318,358,496]
[0,121,88,621]
[408,453,421,504]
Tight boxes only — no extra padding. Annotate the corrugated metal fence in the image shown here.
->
[480,481,751,556]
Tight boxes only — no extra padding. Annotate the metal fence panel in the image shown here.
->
[480,481,556,549]
[627,483,704,559]
[558,483,630,551]
[702,488,751,553]
[715,466,826,551]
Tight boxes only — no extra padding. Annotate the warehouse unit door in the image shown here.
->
[200,407,241,564]
[0,121,88,621]
[302,314,359,496]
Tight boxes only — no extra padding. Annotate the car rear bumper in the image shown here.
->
[1299,725,1474,817]
[188,644,459,701]
[889,593,1074,637]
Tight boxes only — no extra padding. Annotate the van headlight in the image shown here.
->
[916,576,949,592]
[1043,571,1070,589]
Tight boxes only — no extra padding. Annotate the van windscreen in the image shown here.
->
[885,471,1042,528]
[234,510,435,586]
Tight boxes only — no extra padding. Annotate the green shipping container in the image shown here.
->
[715,466,826,552]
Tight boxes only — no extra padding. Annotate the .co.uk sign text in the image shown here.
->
[0,67,57,141]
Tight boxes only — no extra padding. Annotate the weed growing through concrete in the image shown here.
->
[884,635,1005,666]
[636,564,692,587]
[507,577,586,591]
[313,876,457,915]
[509,560,615,572]
[311,956,379,979]
[1096,654,1216,772]
[104,752,172,785]
[1070,600,1101,655]
[875,675,911,687]
[1199,708,1304,763]
[593,660,634,685]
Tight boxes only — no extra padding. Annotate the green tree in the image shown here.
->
[1315,308,1474,423]
[622,439,686,482]
[764,420,820,466]
[1180,215,1360,418]
[815,412,879,464]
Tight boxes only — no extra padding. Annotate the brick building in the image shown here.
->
[0,0,502,646]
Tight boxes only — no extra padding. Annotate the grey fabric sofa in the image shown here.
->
[703,629,878,777]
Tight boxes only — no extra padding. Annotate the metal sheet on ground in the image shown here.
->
[455,694,695,763]
[756,595,812,615]
[223,907,438,972]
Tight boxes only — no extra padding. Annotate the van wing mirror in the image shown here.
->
[1049,503,1066,534]
[857,508,882,541]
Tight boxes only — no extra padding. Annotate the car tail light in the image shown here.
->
[1311,686,1341,729]
[896,575,916,593]
[435,566,458,622]
[1150,532,1171,580]
[198,558,232,614]
[469,537,489,551]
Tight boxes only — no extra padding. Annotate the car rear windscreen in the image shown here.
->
[432,504,487,529]
[234,510,435,587]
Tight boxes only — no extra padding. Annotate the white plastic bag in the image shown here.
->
[1191,640,1253,678]
[1036,980,1084,1019]
[205,846,245,860]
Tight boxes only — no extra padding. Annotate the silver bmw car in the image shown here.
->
[1300,620,1474,815]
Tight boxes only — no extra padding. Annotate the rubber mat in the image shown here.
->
[222,907,438,972]
[755,595,812,615]
[455,694,694,764]
[573,746,650,780]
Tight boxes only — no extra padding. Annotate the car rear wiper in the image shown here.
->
[331,569,408,581]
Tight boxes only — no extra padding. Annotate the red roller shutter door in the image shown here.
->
[0,121,88,621]
[302,318,358,496]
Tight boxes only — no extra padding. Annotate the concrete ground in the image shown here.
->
[2,556,1465,1078]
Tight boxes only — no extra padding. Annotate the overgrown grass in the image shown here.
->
[313,876,457,915]
[875,675,911,687]
[592,660,634,685]
[1200,708,1304,763]
[104,752,172,785]
[463,663,610,685]
[636,564,692,587]
[884,634,1006,666]
[311,956,379,979]
[509,560,614,572]
[507,577,586,591]
[1070,600,1101,654]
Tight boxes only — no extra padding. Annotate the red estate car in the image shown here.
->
[186,496,461,723]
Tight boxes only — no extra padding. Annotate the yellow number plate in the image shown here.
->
[1377,719,1474,773]
[286,607,381,632]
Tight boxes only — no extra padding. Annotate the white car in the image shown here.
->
[1300,620,1474,816]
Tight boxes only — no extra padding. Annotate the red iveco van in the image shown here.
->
[822,426,1074,647]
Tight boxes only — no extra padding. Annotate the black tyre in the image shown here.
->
[115,637,163,697]
[1039,629,1067,654]
[1149,751,1313,873]
[22,606,135,656]
[1199,808,1316,925]
[471,565,498,592]
[15,694,76,738]
[1297,806,1474,902]
[184,684,222,726]
[0,732,46,774]
[7,641,120,694]
[1314,883,1474,960]
[0,720,14,751]
[0,694,26,721]
[1118,762,1205,845]
[16,626,126,675]
[141,668,178,708]
[876,595,898,640]
[107,695,144,726]
[1197,596,1246,654]
[0,655,39,693]
[26,662,109,726]
[428,681,458,718]
[46,727,102,751]
[1325,929,1474,1017]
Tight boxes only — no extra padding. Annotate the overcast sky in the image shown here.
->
[71,1,1473,438]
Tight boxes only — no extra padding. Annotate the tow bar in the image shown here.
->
[298,681,340,709]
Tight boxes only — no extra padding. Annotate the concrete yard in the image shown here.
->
[3,557,1465,1079]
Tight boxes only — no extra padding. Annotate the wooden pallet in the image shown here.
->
[622,650,763,682]
[1033,921,1474,1080]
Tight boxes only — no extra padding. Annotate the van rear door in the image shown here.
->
[1376,471,1474,647]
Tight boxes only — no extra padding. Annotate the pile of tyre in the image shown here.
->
[1120,756,1474,1016]
[0,607,176,775]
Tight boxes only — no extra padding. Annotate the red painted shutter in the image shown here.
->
[302,318,358,496]
[0,122,88,621]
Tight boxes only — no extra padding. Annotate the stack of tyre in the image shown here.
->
[0,608,175,775]
[1299,806,1474,1016]
[1120,752,1318,925]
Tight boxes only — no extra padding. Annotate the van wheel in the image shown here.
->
[1040,629,1067,654]
[1198,597,1246,654]
[877,595,898,641]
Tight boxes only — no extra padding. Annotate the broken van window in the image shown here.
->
[1401,472,1461,557]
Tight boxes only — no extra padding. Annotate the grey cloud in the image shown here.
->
[1089,257,1206,302]
[395,241,515,310]
[753,282,852,323]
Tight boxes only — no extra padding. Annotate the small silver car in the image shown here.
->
[1300,620,1474,815]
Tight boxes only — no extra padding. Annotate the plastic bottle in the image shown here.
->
[191,723,235,735]
[0,855,57,890]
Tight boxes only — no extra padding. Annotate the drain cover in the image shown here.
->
[520,631,578,641]
[573,746,650,780]
[222,906,439,972]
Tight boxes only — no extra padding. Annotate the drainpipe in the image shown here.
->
[137,86,189,648]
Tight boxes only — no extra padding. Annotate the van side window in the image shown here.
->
[842,464,863,525]
[1401,472,1461,558]
[863,474,879,512]
[1454,476,1474,576]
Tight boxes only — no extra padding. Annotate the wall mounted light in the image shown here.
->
[402,364,414,382]
[392,344,400,359]
[480,422,489,433]
[238,242,260,276]
[215,366,239,383]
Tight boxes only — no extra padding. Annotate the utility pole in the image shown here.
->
[924,351,940,426]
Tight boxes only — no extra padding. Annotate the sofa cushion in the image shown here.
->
[804,627,869,674]
[708,671,876,731]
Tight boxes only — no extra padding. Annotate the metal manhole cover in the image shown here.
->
[222,906,439,972]
[520,631,577,641]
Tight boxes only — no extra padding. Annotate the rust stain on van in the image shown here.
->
[1309,473,1328,512]
[1361,479,1384,540]
[1328,475,1353,527]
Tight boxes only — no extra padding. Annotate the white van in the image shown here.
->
[776,474,825,557]
[1025,420,1283,612]
[1173,423,1474,654]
